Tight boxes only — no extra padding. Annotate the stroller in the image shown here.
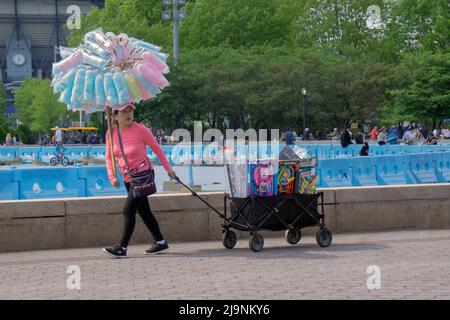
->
[173,177,333,252]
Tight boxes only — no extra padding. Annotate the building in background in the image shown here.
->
[0,0,104,118]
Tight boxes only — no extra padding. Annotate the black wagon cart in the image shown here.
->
[175,177,332,252]
[222,192,332,252]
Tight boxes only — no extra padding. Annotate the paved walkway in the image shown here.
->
[0,229,449,300]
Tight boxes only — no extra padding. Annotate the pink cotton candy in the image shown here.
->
[54,51,83,75]
[137,63,169,89]
[142,52,170,74]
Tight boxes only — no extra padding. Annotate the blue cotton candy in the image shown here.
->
[104,72,119,106]
[83,50,108,69]
[95,73,106,107]
[112,72,130,105]
[83,69,96,103]
[71,68,86,105]
[84,39,109,59]
[59,81,74,106]
[133,40,161,53]
[54,68,76,93]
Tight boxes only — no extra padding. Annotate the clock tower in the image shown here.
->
[6,35,32,82]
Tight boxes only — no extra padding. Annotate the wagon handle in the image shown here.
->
[173,175,226,219]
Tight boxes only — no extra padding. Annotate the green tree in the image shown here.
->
[296,0,387,56]
[386,0,450,53]
[0,125,6,144]
[181,0,299,49]
[65,0,449,136]
[381,52,450,128]
[16,124,34,144]
[69,0,172,51]
[296,0,449,62]
[14,78,68,134]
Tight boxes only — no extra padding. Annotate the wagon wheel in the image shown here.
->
[316,228,332,247]
[249,232,264,252]
[285,228,302,245]
[222,230,237,249]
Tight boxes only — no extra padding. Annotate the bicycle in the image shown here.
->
[49,150,69,166]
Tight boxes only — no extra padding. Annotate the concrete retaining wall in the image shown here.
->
[1,183,449,253]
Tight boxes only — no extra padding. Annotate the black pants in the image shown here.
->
[119,182,164,247]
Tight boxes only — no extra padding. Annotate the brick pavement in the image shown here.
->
[0,229,449,300]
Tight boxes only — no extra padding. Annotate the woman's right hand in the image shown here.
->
[111,178,120,188]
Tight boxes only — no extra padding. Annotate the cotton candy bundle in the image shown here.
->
[51,28,170,113]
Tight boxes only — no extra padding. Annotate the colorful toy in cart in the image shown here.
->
[278,160,300,194]
[295,159,318,194]
[296,175,319,194]
[248,159,278,197]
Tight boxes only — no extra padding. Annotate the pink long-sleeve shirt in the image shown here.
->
[106,122,172,184]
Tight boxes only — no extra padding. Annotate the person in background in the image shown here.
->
[284,128,295,146]
[377,128,387,145]
[330,128,340,141]
[387,129,399,145]
[360,142,369,156]
[80,131,87,144]
[433,128,440,138]
[414,127,422,141]
[403,126,416,145]
[303,128,311,141]
[73,130,81,144]
[340,129,353,148]
[371,126,378,141]
[55,126,63,145]
[5,133,13,145]
[443,126,450,139]
[354,132,364,144]
[420,126,429,140]
[423,132,438,145]
[55,141,66,157]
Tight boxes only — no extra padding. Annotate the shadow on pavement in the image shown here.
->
[147,242,389,260]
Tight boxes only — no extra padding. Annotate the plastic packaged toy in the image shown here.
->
[277,160,301,194]
[248,159,278,197]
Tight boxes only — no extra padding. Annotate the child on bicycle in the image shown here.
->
[55,142,66,159]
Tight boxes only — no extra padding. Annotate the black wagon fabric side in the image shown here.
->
[229,193,320,231]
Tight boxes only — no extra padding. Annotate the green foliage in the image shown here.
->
[0,124,7,144]
[63,0,450,134]
[87,112,102,129]
[69,0,172,51]
[296,0,449,62]
[382,52,450,128]
[14,78,67,134]
[181,0,297,49]
[16,124,34,144]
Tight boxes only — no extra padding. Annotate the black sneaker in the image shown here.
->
[102,244,127,258]
[145,242,169,255]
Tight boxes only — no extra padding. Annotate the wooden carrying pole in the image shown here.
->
[106,107,117,178]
